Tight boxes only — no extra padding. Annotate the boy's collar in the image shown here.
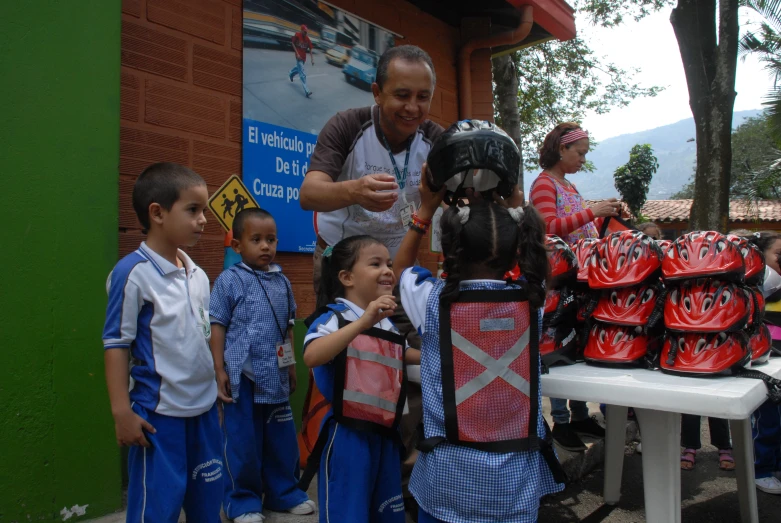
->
[139,242,197,276]
[237,261,281,273]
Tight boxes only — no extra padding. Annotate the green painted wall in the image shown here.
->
[0,1,122,520]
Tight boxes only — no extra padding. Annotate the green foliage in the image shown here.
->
[613,144,659,216]
[509,38,662,170]
[672,111,781,199]
[740,1,781,139]
[578,0,674,27]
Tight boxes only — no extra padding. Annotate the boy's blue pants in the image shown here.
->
[317,419,405,523]
[752,399,781,478]
[222,375,308,518]
[126,403,222,523]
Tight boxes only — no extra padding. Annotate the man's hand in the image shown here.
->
[113,407,155,447]
[215,368,232,403]
[348,174,400,212]
[493,184,525,209]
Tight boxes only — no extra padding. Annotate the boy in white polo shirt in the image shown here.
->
[102,162,222,523]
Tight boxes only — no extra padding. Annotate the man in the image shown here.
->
[289,24,314,98]
[301,44,442,283]
[300,44,443,521]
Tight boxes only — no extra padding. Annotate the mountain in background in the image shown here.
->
[523,109,763,200]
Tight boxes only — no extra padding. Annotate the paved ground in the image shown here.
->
[243,47,376,134]
[86,403,781,522]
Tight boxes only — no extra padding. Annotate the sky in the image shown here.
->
[579,6,775,140]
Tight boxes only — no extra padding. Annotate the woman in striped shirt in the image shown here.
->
[529,123,621,452]
[529,123,621,244]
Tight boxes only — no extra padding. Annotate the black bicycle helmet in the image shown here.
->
[427,120,520,204]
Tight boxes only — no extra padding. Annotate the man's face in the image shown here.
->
[372,58,434,144]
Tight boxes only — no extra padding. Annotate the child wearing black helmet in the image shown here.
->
[392,120,565,521]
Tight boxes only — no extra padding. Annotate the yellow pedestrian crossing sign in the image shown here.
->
[208,175,259,232]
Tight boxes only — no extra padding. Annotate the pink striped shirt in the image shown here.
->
[529,173,601,240]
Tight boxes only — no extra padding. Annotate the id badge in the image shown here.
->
[400,202,416,228]
[276,340,295,368]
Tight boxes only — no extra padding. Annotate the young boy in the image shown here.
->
[102,162,222,522]
[210,208,315,522]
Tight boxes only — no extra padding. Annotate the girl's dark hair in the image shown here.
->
[317,235,384,309]
[440,200,549,308]
[745,230,781,254]
[538,122,583,170]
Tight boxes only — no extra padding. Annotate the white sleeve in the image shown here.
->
[303,312,340,349]
[399,267,436,335]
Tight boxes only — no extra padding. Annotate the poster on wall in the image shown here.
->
[243,0,397,252]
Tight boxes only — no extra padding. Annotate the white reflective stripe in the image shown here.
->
[343,389,398,413]
[451,328,530,405]
[346,346,403,370]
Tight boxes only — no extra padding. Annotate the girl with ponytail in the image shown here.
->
[393,170,563,523]
[302,234,421,523]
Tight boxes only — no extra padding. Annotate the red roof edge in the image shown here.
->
[506,0,576,41]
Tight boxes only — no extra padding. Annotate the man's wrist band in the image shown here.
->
[409,223,428,235]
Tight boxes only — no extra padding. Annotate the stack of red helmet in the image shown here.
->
[660,231,757,375]
[540,235,580,367]
[727,234,770,364]
[572,237,600,347]
[584,230,665,365]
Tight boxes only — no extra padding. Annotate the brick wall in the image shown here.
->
[119,0,493,316]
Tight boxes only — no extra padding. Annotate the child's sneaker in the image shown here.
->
[288,499,316,515]
[755,476,781,494]
[234,513,264,523]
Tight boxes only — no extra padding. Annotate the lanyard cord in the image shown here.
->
[379,129,413,190]
[251,269,289,342]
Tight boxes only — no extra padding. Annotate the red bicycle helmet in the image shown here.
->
[664,279,750,333]
[583,321,652,364]
[657,239,673,256]
[588,230,662,289]
[660,331,750,375]
[540,325,579,367]
[746,286,765,328]
[727,234,765,285]
[546,235,577,288]
[592,282,663,327]
[749,323,772,365]
[662,231,745,282]
[573,237,600,284]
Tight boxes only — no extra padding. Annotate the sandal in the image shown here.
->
[681,448,697,470]
[719,449,735,471]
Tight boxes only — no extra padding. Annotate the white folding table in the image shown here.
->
[541,359,781,523]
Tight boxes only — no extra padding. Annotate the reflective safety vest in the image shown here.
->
[331,312,407,435]
[299,310,407,489]
[421,287,541,453]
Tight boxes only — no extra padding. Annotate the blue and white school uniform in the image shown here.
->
[399,267,564,523]
[210,262,309,517]
[102,242,221,523]
[304,298,407,523]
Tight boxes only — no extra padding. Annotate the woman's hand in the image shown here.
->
[590,198,622,218]
[417,163,446,220]
[359,295,397,329]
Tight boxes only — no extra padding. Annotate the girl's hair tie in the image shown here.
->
[322,245,333,258]
[457,206,471,225]
[508,206,525,224]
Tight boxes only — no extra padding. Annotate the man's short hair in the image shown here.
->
[233,207,274,240]
[132,162,205,230]
[375,45,436,91]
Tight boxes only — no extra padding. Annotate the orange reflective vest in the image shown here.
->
[421,287,541,453]
[299,310,406,489]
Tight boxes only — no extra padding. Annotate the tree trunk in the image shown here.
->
[492,53,524,190]
[670,0,739,232]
